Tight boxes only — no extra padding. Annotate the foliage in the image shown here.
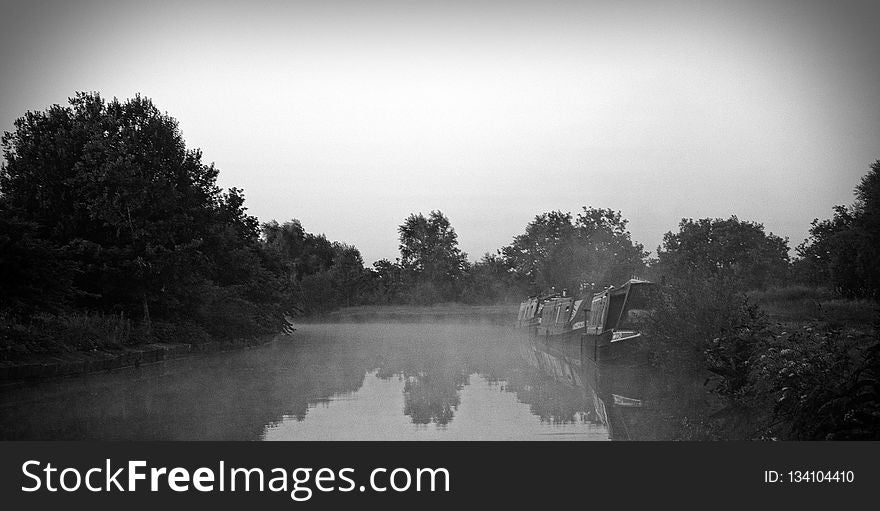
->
[259,219,372,312]
[796,161,880,298]
[501,207,647,294]
[0,214,80,315]
[501,210,574,291]
[794,207,855,289]
[397,210,468,302]
[643,277,760,377]
[360,258,405,304]
[459,252,526,304]
[644,276,880,440]
[652,216,789,291]
[0,311,137,360]
[746,324,879,440]
[0,93,283,345]
[3,94,222,316]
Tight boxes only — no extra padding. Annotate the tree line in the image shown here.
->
[1,93,878,358]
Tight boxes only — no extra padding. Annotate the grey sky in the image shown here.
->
[2,0,878,265]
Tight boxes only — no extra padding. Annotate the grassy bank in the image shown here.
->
[0,312,214,362]
[748,285,879,327]
[310,303,519,324]
[0,303,518,380]
[0,311,280,380]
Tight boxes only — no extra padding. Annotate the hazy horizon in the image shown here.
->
[2,0,879,265]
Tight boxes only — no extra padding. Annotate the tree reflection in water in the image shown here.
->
[0,321,623,440]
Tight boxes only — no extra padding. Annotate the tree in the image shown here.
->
[260,219,306,283]
[1,92,276,336]
[0,214,79,315]
[501,211,574,291]
[573,207,648,287]
[653,216,789,291]
[795,206,858,293]
[460,252,524,303]
[795,160,880,298]
[502,207,647,294]
[397,210,467,301]
[852,160,880,295]
[328,242,368,307]
[365,258,405,304]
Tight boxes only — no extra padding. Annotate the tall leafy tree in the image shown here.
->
[398,210,467,301]
[501,211,574,291]
[796,160,880,297]
[260,219,370,311]
[573,207,648,287]
[502,207,647,293]
[795,206,858,292]
[0,214,79,314]
[654,216,789,290]
[0,92,265,329]
[460,252,524,303]
[853,161,880,295]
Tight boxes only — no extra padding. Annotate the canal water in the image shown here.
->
[0,320,655,440]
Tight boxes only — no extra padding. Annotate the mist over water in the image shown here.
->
[0,319,632,441]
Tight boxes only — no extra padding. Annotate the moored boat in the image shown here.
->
[517,279,656,362]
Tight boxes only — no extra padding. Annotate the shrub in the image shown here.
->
[0,311,134,360]
[150,321,212,345]
[642,277,879,439]
[747,323,879,439]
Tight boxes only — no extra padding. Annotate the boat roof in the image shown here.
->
[594,279,654,299]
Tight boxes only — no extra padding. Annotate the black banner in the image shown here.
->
[0,442,876,509]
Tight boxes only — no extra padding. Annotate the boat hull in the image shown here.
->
[530,328,645,363]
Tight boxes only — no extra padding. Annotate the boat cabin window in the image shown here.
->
[569,299,583,323]
[588,295,607,331]
[618,284,657,330]
[605,293,627,330]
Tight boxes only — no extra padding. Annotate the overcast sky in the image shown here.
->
[2,0,878,265]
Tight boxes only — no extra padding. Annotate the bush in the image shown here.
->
[403,281,446,305]
[642,277,879,439]
[642,276,761,377]
[197,288,278,340]
[747,323,879,439]
[0,311,134,360]
[150,321,212,345]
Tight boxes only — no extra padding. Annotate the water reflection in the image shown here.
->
[0,321,658,440]
[263,371,607,440]
[522,336,660,440]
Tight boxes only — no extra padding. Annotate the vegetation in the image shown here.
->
[638,168,880,440]
[795,161,880,298]
[651,216,790,290]
[0,93,369,359]
[396,210,469,303]
[502,207,648,295]
[357,206,648,305]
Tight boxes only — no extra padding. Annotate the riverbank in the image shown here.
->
[748,285,879,326]
[309,303,519,324]
[0,303,520,382]
[0,308,286,381]
[0,335,281,382]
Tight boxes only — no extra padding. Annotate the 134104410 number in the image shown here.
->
[787,470,854,483]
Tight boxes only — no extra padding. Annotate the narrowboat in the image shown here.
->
[516,279,656,361]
